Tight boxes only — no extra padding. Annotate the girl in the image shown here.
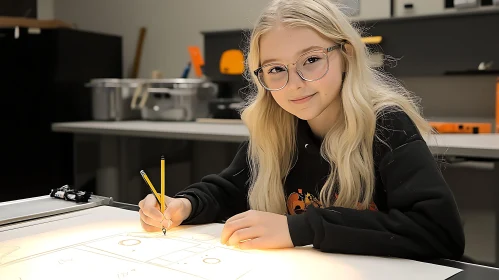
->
[139,0,465,261]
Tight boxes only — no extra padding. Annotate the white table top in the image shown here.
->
[52,120,249,143]
[426,134,499,159]
[51,120,499,160]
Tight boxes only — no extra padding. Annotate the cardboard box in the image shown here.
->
[496,77,499,133]
[0,17,72,29]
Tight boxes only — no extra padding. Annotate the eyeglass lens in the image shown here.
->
[257,50,328,90]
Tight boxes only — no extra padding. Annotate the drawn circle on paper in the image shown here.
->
[192,234,215,241]
[203,258,221,264]
[118,239,141,246]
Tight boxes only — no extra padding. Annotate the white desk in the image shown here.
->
[427,134,499,160]
[52,120,249,143]
[3,196,493,280]
[52,120,499,160]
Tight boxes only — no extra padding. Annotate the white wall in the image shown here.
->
[54,0,272,79]
[53,0,393,79]
[393,0,499,17]
[37,0,54,20]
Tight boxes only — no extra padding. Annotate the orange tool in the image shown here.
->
[430,122,492,134]
[361,36,382,44]
[188,46,205,78]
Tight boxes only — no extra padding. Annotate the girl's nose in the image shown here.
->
[287,65,305,90]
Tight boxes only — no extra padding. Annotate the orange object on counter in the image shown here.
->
[188,46,205,78]
[430,122,492,134]
[219,49,245,75]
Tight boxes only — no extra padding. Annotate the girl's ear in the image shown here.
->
[341,42,354,73]
[343,42,354,56]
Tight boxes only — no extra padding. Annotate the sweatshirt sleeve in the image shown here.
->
[174,141,251,225]
[286,110,466,261]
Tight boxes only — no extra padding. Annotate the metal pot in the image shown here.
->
[86,79,143,121]
[132,78,219,121]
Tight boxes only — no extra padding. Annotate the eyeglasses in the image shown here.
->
[253,42,344,91]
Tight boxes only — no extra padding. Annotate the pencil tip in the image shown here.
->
[162,228,166,235]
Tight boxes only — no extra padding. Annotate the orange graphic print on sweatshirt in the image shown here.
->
[286,189,378,215]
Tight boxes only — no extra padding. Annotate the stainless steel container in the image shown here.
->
[86,79,143,121]
[134,78,218,121]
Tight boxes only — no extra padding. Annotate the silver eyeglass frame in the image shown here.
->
[253,41,345,91]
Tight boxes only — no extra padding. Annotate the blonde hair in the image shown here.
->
[241,0,433,214]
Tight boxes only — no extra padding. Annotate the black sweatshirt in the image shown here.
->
[174,109,465,261]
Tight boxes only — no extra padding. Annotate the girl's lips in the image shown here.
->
[290,92,317,104]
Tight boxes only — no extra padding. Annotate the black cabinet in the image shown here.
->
[0,0,37,18]
[359,9,499,77]
[202,10,499,80]
[0,27,122,202]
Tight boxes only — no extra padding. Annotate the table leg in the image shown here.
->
[73,134,99,191]
[96,135,121,200]
[118,136,143,204]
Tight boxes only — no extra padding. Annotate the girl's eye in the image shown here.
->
[305,56,321,64]
[268,66,286,74]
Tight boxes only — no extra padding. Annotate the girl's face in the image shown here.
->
[258,25,344,121]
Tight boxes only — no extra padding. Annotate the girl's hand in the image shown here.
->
[138,194,192,232]
[220,210,294,250]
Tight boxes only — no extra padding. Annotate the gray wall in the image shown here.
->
[50,0,397,79]
[52,0,272,78]
[37,0,54,19]
[401,76,497,121]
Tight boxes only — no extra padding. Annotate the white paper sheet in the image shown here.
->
[0,206,462,280]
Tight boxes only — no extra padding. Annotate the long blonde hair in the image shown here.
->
[241,0,433,214]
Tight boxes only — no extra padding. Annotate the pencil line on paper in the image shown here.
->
[0,232,126,267]
[77,245,146,264]
[75,246,145,264]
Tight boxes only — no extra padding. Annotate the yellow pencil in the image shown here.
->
[139,170,160,204]
[161,155,166,235]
